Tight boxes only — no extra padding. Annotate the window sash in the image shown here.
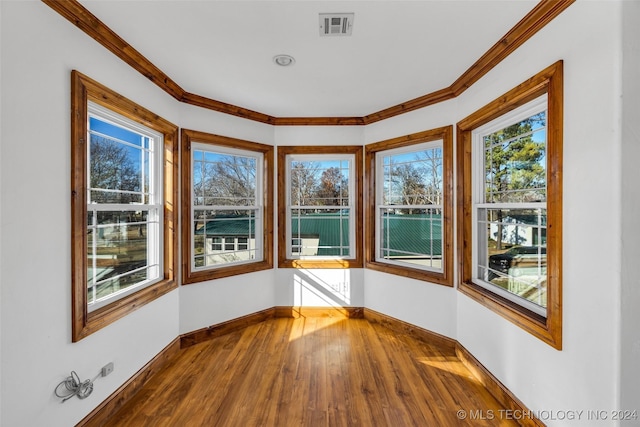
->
[471,96,548,317]
[374,141,444,272]
[86,103,164,312]
[285,153,355,259]
[473,204,547,316]
[190,142,264,271]
[376,206,444,272]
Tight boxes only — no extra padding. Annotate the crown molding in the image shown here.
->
[42,0,574,126]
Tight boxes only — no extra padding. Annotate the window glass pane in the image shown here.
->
[89,117,149,204]
[193,224,205,256]
[291,238,302,254]
[89,117,143,146]
[193,209,258,267]
[87,270,150,304]
[194,150,257,206]
[376,144,444,272]
[483,112,547,204]
[381,147,443,206]
[379,207,443,269]
[290,208,350,256]
[86,210,153,305]
[190,143,264,272]
[193,161,203,205]
[477,207,547,308]
[290,160,350,206]
[142,148,150,204]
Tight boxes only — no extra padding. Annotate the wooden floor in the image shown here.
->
[104,317,519,427]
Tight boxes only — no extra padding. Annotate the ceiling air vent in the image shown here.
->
[319,13,354,37]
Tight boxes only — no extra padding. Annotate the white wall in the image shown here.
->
[364,2,628,425]
[0,3,180,426]
[178,101,275,146]
[0,1,3,423]
[620,0,640,418]
[363,98,460,338]
[179,270,276,334]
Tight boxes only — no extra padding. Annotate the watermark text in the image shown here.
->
[456,409,638,422]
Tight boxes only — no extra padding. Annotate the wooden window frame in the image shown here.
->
[71,71,178,342]
[277,146,363,269]
[365,126,454,286]
[456,61,563,349]
[181,129,274,283]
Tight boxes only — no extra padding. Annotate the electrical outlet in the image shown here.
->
[101,362,114,377]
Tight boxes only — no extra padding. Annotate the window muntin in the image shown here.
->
[86,103,163,312]
[286,155,355,259]
[376,142,444,272]
[191,143,263,270]
[472,96,548,316]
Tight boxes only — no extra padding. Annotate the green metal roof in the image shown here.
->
[197,216,256,236]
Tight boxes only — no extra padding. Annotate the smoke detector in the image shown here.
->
[319,13,354,36]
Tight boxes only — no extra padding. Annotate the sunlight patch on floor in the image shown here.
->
[417,356,481,383]
[287,314,346,341]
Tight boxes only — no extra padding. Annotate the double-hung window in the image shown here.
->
[365,127,453,285]
[86,103,163,311]
[457,62,563,349]
[71,71,178,342]
[472,96,548,315]
[181,130,273,283]
[278,146,363,269]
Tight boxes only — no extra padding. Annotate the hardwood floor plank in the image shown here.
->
[103,317,520,427]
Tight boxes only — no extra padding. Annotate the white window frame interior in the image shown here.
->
[471,94,548,317]
[86,101,164,312]
[286,153,356,260]
[190,142,264,271]
[374,140,444,273]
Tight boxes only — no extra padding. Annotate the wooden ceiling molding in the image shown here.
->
[42,0,574,126]
[179,92,275,125]
[273,116,366,126]
[449,0,576,97]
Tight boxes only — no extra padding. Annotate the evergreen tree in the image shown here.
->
[484,112,546,249]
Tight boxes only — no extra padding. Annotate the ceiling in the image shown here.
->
[78,0,539,118]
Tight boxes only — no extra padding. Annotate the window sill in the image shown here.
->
[278,258,363,269]
[183,260,273,284]
[75,279,177,342]
[458,280,561,350]
[365,260,452,287]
